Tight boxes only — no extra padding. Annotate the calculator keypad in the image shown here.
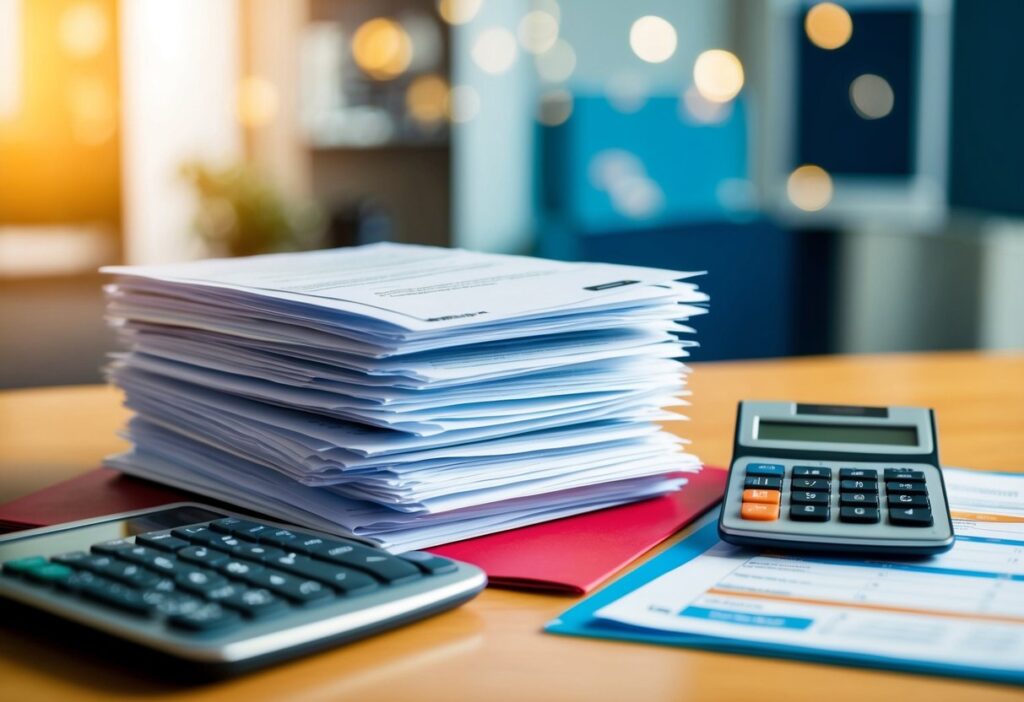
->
[736,462,937,529]
[0,517,459,636]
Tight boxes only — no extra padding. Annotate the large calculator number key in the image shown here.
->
[790,504,830,522]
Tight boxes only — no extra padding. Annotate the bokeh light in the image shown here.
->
[537,89,573,126]
[693,50,744,103]
[849,74,894,119]
[437,0,482,25]
[787,164,834,212]
[535,38,576,83]
[351,18,413,81]
[680,85,732,124]
[406,74,450,125]
[518,10,560,55]
[805,2,853,51]
[448,84,480,123]
[472,27,518,74]
[588,149,665,219]
[59,2,109,59]
[236,76,279,128]
[606,72,649,114]
[629,16,677,64]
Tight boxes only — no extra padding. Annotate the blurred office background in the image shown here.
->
[1,0,1022,388]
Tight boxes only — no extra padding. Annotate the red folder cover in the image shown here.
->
[0,467,725,595]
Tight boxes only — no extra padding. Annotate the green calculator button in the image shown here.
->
[25,563,74,584]
[2,556,48,576]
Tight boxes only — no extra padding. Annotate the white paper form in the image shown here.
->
[103,243,703,333]
[594,468,1024,676]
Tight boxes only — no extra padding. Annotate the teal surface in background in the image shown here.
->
[541,95,750,231]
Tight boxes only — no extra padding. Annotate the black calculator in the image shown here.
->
[0,504,486,673]
[718,401,955,555]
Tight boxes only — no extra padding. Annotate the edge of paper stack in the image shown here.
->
[101,243,708,552]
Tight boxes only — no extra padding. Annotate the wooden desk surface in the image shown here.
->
[1,352,1023,701]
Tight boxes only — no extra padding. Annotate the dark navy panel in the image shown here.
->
[796,8,918,176]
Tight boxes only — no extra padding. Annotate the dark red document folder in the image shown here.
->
[0,467,725,594]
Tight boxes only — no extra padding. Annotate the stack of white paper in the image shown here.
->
[102,243,707,551]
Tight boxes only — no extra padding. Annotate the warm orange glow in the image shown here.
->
[68,75,115,145]
[236,75,279,128]
[406,74,449,125]
[59,1,108,59]
[787,165,833,212]
[693,50,744,103]
[805,3,853,50]
[352,18,413,81]
[437,0,481,25]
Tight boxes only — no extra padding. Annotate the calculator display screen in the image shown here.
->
[757,420,918,446]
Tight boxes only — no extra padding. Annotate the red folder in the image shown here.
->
[0,467,725,595]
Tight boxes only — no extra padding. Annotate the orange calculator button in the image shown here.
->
[742,489,781,505]
[740,502,780,521]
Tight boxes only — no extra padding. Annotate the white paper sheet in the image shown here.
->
[102,243,706,548]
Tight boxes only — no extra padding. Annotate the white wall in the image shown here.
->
[120,0,242,264]
[451,0,534,254]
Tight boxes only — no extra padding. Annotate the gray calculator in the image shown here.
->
[718,401,955,555]
[0,503,486,674]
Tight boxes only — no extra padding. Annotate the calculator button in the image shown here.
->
[839,468,877,479]
[400,552,459,576]
[209,518,271,540]
[791,478,829,491]
[119,548,179,574]
[792,466,832,479]
[790,491,829,505]
[91,540,136,556]
[189,530,247,552]
[303,541,423,584]
[80,577,155,616]
[241,570,334,605]
[2,556,49,576]
[50,551,90,567]
[204,583,246,602]
[176,568,229,594]
[886,481,928,495]
[840,506,880,524]
[98,560,162,589]
[169,603,242,632]
[142,590,205,617]
[745,463,785,477]
[135,532,191,553]
[219,588,289,619]
[266,554,379,595]
[790,504,830,521]
[744,476,782,490]
[840,492,879,506]
[218,559,264,578]
[839,480,877,493]
[887,494,930,508]
[740,503,779,521]
[258,529,305,550]
[884,469,925,481]
[24,563,74,585]
[889,507,933,527]
[177,545,231,568]
[230,543,286,562]
[742,489,781,505]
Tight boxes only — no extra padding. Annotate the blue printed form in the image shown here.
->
[546,469,1024,685]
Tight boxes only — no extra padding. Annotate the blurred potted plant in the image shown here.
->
[180,161,324,257]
